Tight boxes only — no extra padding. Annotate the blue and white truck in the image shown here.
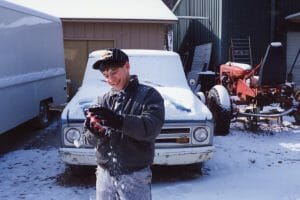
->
[59,49,214,167]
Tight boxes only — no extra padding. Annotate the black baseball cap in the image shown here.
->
[92,48,129,71]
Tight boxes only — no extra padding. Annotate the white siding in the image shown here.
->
[287,31,300,87]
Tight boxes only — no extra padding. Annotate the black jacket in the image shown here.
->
[87,75,164,175]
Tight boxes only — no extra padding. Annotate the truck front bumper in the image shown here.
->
[59,146,214,166]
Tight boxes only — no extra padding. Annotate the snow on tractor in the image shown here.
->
[205,42,300,135]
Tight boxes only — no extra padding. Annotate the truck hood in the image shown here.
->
[62,85,212,122]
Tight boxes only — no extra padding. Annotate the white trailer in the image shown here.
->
[0,1,67,134]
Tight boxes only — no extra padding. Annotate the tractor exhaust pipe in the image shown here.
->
[238,107,296,118]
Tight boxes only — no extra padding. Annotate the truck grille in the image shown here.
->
[155,127,191,147]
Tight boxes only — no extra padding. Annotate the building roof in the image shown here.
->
[6,0,178,23]
[285,12,300,22]
[0,1,60,23]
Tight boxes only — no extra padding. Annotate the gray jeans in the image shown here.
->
[96,165,152,200]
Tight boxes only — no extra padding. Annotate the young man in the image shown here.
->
[84,48,165,200]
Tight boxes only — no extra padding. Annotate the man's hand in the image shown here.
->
[88,107,124,130]
[84,112,106,136]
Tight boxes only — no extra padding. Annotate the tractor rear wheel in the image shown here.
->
[207,85,232,136]
[293,89,300,124]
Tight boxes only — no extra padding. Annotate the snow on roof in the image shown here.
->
[6,0,178,23]
[89,49,178,58]
[0,1,60,23]
[285,12,300,21]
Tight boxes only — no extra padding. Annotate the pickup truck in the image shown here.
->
[59,50,214,166]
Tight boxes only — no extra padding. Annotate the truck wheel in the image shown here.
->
[35,101,50,129]
[207,85,232,136]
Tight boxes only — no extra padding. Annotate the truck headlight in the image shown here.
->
[65,128,81,143]
[193,127,208,142]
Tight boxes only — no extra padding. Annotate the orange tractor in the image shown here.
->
[206,42,300,135]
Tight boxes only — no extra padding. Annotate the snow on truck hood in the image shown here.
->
[62,84,212,122]
[156,86,212,121]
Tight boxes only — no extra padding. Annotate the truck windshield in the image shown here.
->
[83,54,189,89]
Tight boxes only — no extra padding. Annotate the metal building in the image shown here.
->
[285,13,300,87]
[172,0,273,71]
[273,0,300,87]
[8,0,177,96]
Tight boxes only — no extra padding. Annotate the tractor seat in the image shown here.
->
[258,42,286,86]
[226,62,252,70]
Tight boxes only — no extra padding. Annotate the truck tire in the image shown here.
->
[207,85,232,136]
[34,101,50,129]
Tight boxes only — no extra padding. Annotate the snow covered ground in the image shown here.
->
[1,118,300,200]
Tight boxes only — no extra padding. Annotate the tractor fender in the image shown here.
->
[208,85,232,136]
[210,85,231,111]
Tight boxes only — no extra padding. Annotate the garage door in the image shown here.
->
[287,32,300,87]
[64,40,114,97]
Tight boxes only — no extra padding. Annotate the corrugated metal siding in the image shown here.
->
[173,0,191,51]
[173,0,221,70]
[221,0,271,66]
[173,0,273,70]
